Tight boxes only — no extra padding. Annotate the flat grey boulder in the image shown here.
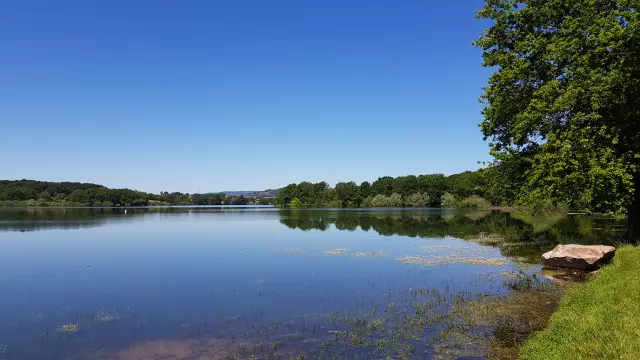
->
[541,244,616,271]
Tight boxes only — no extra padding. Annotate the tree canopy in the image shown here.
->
[274,172,489,208]
[476,0,640,237]
[0,180,273,207]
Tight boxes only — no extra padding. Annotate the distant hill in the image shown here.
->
[221,189,280,198]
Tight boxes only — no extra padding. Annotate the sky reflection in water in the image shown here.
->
[0,208,623,359]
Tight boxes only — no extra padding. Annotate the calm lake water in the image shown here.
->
[0,207,623,360]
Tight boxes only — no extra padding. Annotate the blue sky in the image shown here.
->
[1,0,493,193]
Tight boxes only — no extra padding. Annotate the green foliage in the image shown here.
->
[441,192,458,208]
[477,159,526,206]
[392,175,419,200]
[335,182,360,208]
[0,179,263,207]
[275,182,332,207]
[4,168,498,209]
[192,193,224,205]
[476,0,640,218]
[289,197,303,208]
[275,170,495,208]
[276,183,298,207]
[417,174,447,206]
[359,181,371,199]
[447,171,481,199]
[371,176,395,196]
[522,246,640,359]
[371,193,403,207]
[405,192,429,207]
[458,195,491,209]
[360,196,374,208]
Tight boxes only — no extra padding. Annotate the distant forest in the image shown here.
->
[0,180,272,207]
[276,169,502,209]
[1,168,502,209]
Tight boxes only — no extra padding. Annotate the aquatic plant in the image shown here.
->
[57,324,79,332]
[323,249,348,255]
[274,248,307,256]
[353,251,386,257]
[395,254,506,267]
[94,310,121,323]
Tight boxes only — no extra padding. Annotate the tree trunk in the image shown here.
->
[627,174,640,242]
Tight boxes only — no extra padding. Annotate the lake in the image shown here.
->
[0,207,623,360]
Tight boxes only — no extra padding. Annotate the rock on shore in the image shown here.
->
[541,244,616,271]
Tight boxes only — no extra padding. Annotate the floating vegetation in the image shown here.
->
[459,257,507,266]
[323,248,348,255]
[395,254,507,267]
[395,256,426,265]
[499,270,525,279]
[353,251,386,257]
[464,232,505,245]
[274,248,307,256]
[94,310,121,323]
[57,324,78,332]
[440,275,564,360]
[432,331,486,360]
[420,244,475,252]
[420,244,496,258]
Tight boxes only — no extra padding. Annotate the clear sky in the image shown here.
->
[1,0,493,193]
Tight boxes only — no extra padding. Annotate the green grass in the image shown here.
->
[522,245,640,360]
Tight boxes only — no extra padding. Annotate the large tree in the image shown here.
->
[476,0,640,239]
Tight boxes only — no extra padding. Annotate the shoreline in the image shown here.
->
[522,245,640,359]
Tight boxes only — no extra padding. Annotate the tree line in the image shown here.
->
[274,171,501,208]
[0,180,272,207]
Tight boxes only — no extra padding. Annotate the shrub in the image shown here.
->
[387,193,403,207]
[441,192,458,207]
[517,196,569,215]
[459,195,491,209]
[371,194,389,207]
[406,192,429,207]
[360,196,374,208]
[289,197,303,208]
[371,193,403,207]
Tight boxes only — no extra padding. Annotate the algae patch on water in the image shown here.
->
[395,254,507,267]
[324,248,348,255]
[94,311,121,323]
[274,248,307,256]
[397,241,507,266]
[438,275,563,360]
[354,251,386,257]
[57,324,79,332]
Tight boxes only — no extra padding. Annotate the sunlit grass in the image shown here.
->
[522,246,640,360]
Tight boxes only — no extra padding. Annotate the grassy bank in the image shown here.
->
[522,245,640,360]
